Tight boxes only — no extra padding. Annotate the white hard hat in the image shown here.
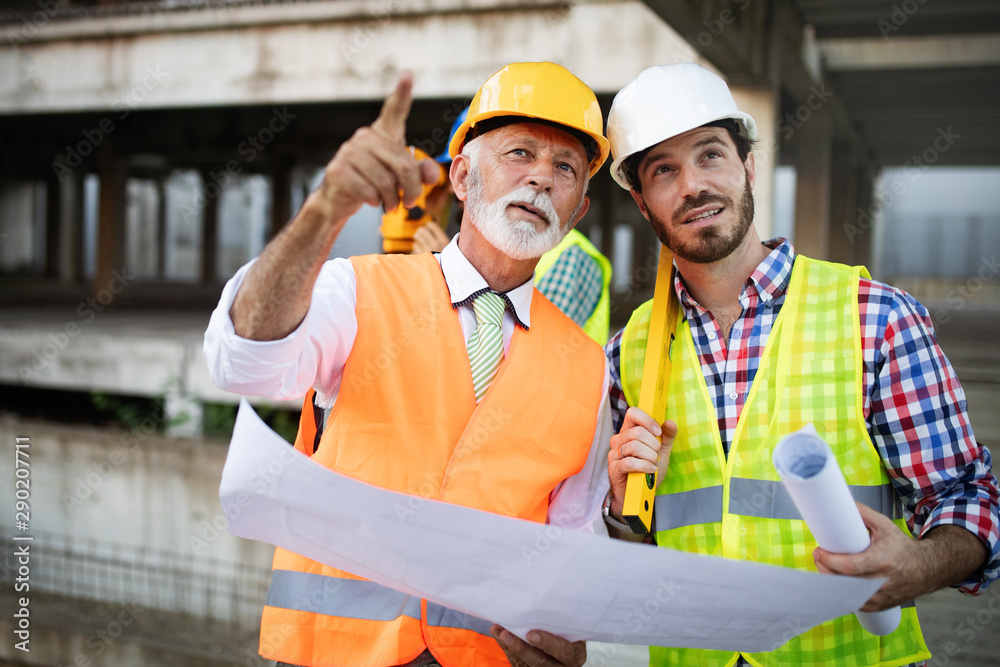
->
[606,63,757,189]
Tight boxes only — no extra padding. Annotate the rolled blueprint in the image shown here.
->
[772,424,901,636]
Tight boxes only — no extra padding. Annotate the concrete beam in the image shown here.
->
[821,34,1000,71]
[640,0,769,84]
[2,0,560,44]
[0,0,702,114]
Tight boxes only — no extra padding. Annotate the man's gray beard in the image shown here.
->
[464,162,582,261]
[649,175,755,264]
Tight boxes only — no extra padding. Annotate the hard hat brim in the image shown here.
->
[449,111,610,178]
[609,111,757,189]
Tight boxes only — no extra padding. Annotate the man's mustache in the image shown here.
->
[673,193,732,224]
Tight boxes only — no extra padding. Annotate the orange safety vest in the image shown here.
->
[260,252,605,667]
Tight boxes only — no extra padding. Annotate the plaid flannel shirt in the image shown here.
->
[536,244,603,328]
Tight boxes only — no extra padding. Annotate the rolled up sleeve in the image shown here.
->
[203,257,359,406]
[869,288,1000,594]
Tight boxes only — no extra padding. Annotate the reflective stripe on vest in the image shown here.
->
[266,570,494,636]
[267,570,421,621]
[654,481,902,531]
[621,255,929,667]
[534,228,612,345]
[425,602,494,637]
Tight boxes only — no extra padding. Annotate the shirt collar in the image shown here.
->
[439,234,532,330]
[674,237,795,313]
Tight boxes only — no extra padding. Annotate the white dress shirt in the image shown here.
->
[204,235,612,532]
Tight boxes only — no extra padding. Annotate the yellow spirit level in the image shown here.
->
[622,244,679,534]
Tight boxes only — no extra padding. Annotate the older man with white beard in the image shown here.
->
[204,62,613,667]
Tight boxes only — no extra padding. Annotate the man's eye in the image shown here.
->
[557,163,575,173]
[511,148,528,156]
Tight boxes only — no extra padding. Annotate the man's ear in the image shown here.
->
[629,189,650,221]
[745,152,756,190]
[451,154,471,202]
[568,196,590,231]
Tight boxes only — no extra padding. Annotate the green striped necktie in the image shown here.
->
[466,291,505,402]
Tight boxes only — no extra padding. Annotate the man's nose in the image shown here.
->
[524,157,554,192]
[676,165,709,200]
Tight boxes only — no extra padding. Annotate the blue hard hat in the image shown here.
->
[435,107,469,164]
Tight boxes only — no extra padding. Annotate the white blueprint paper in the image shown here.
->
[220,400,884,651]
[773,424,902,635]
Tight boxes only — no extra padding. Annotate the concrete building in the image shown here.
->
[1,1,998,665]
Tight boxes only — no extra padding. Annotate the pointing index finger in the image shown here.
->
[372,70,413,144]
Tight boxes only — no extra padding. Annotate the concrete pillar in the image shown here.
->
[94,141,126,297]
[58,172,83,284]
[826,141,855,266]
[44,171,60,279]
[269,161,292,242]
[792,107,833,260]
[199,169,218,283]
[853,168,876,271]
[156,176,167,277]
[731,86,778,242]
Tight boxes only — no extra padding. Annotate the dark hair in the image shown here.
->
[624,123,754,193]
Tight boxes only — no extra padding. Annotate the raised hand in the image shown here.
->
[316,71,440,221]
[231,71,439,342]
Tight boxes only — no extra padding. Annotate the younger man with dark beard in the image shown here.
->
[600,63,998,666]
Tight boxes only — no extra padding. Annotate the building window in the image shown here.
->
[0,180,46,275]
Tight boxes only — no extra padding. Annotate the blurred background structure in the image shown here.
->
[0,1,998,665]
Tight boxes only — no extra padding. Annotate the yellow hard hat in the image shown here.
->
[448,62,610,177]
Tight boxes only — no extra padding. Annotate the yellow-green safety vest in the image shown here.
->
[620,255,929,667]
[535,228,612,344]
